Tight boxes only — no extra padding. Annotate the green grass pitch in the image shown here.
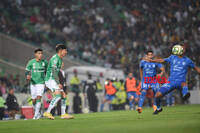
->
[0,104,200,133]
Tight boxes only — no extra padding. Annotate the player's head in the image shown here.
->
[146,50,154,59]
[34,48,43,60]
[88,73,92,79]
[56,44,67,58]
[128,72,133,78]
[8,88,14,95]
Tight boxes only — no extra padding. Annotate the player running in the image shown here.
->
[100,79,117,112]
[124,72,139,110]
[137,50,165,113]
[43,44,73,120]
[25,48,48,119]
[145,44,200,114]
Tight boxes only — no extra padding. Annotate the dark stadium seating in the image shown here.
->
[0,0,199,88]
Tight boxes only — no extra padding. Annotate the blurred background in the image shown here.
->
[0,0,200,119]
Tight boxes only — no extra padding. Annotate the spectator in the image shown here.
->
[70,71,81,93]
[83,74,98,112]
[6,88,20,119]
[0,91,5,120]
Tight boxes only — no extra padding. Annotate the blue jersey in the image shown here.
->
[164,55,195,82]
[140,60,163,80]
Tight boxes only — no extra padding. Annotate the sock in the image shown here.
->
[61,98,66,115]
[100,104,104,112]
[155,98,161,110]
[153,97,156,106]
[182,86,188,97]
[138,90,147,107]
[33,102,36,111]
[47,94,61,113]
[129,100,134,109]
[34,99,41,117]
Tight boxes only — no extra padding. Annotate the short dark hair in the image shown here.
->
[56,44,66,52]
[34,48,43,53]
[88,73,92,79]
[146,50,153,54]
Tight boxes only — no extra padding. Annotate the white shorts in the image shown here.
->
[30,84,45,99]
[45,80,63,92]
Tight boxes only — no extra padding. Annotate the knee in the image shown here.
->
[141,90,146,97]
[36,96,42,99]
[62,92,66,98]
[155,92,162,98]
[135,98,139,102]
[181,82,187,88]
[55,90,61,95]
[129,96,134,101]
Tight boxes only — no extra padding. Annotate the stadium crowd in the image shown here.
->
[1,0,200,77]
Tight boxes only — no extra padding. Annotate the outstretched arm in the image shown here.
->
[194,66,200,74]
[143,56,165,63]
[158,67,165,77]
[139,68,143,81]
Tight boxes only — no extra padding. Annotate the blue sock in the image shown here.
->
[129,100,133,109]
[100,104,104,112]
[153,97,156,106]
[182,86,188,97]
[138,91,146,107]
[155,98,161,109]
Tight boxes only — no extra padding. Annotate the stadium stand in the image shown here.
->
[0,0,200,77]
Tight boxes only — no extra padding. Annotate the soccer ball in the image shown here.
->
[172,45,184,55]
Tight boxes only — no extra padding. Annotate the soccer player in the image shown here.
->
[43,44,73,120]
[124,72,138,110]
[25,48,48,119]
[137,50,165,113]
[100,79,117,112]
[145,44,200,114]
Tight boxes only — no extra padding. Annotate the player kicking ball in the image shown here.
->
[144,44,200,115]
[26,48,48,119]
[137,50,165,113]
[43,44,74,120]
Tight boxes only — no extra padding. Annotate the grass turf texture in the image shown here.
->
[0,104,200,133]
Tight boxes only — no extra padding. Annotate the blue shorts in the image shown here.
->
[105,94,115,101]
[159,81,182,95]
[141,81,160,92]
[127,91,138,99]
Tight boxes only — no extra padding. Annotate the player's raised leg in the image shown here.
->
[153,82,176,115]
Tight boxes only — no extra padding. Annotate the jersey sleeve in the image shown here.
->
[187,58,195,68]
[52,58,58,68]
[157,63,163,69]
[25,60,32,71]
[140,60,144,68]
[51,58,60,84]
[164,55,173,63]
